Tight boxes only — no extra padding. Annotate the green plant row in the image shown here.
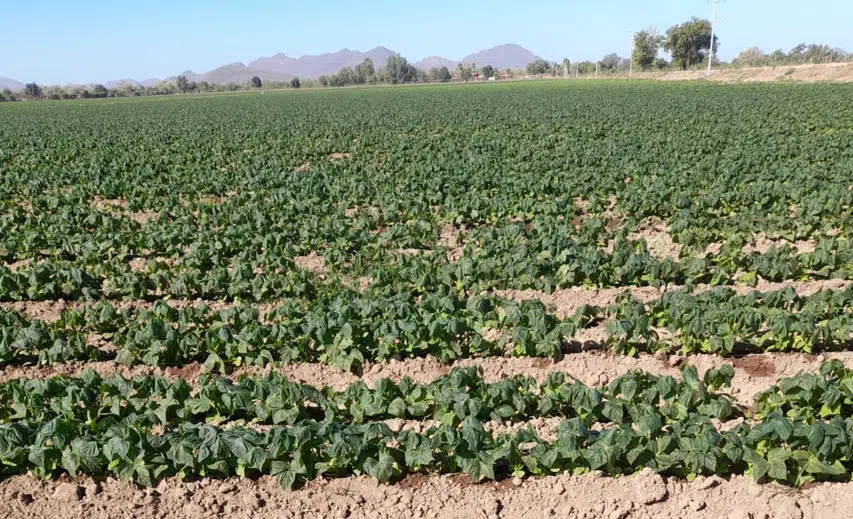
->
[0,364,735,428]
[0,402,849,489]
[0,257,315,303]
[7,283,853,370]
[4,234,853,302]
[606,285,853,355]
[755,359,853,422]
[0,295,600,370]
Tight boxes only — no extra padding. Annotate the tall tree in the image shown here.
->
[481,65,496,79]
[384,55,417,85]
[355,58,375,84]
[599,53,624,72]
[290,77,301,89]
[175,75,190,92]
[664,17,718,70]
[428,67,452,82]
[250,76,262,88]
[633,28,664,71]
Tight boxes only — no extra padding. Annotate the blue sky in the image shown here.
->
[2,0,851,84]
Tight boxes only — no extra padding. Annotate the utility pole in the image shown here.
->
[707,0,725,76]
[630,34,634,76]
[595,60,599,78]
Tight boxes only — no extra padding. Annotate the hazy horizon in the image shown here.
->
[2,0,852,85]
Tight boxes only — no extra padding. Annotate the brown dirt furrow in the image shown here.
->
[743,233,817,255]
[379,417,562,442]
[0,299,291,324]
[495,286,665,319]
[0,469,836,519]
[0,361,194,383]
[2,279,849,324]
[3,351,852,407]
[497,278,851,319]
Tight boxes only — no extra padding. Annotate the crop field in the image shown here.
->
[1,81,853,518]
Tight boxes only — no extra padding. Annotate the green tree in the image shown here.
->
[733,47,768,67]
[355,58,375,84]
[633,28,664,70]
[24,82,41,98]
[437,66,451,82]
[250,76,262,88]
[481,65,496,79]
[290,77,301,89]
[526,59,552,75]
[577,61,596,75]
[92,84,108,97]
[337,66,357,85]
[664,17,718,70]
[599,53,625,72]
[460,66,473,82]
[384,55,417,85]
[176,75,191,93]
[318,76,329,87]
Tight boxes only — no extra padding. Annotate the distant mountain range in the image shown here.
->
[2,44,545,88]
[412,44,542,73]
[0,77,25,91]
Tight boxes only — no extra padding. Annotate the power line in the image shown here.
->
[707,0,725,76]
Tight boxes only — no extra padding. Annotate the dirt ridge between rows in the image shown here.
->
[2,278,848,324]
[496,278,851,319]
[0,469,836,519]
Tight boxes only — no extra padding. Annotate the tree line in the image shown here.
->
[732,44,852,67]
[3,18,851,102]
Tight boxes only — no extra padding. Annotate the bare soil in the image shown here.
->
[744,233,817,255]
[497,279,850,319]
[628,219,681,261]
[5,259,31,272]
[626,62,853,83]
[438,223,465,263]
[0,469,839,519]
[293,253,327,276]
